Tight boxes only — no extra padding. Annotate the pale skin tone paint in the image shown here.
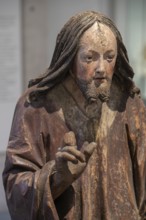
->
[73,22,117,87]
[52,23,118,199]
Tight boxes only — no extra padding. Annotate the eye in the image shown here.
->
[106,55,115,62]
[85,55,93,63]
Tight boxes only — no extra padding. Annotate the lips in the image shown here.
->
[93,77,106,85]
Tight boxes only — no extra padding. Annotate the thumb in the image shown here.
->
[63,131,77,146]
[82,142,97,162]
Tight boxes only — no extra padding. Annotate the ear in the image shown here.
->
[69,55,77,78]
[69,61,75,77]
[70,58,74,69]
[115,55,121,72]
[69,69,74,77]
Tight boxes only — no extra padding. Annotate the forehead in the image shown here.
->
[79,22,117,49]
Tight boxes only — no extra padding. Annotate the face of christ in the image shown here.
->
[72,22,117,103]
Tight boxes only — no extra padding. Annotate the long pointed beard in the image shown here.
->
[76,78,112,103]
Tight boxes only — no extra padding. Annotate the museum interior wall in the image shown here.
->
[0,0,145,218]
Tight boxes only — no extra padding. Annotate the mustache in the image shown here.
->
[78,76,111,87]
[93,74,107,80]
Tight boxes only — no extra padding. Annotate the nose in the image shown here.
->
[95,58,105,75]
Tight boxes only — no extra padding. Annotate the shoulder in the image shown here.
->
[13,86,47,122]
[126,93,146,114]
[109,80,145,113]
[15,83,68,117]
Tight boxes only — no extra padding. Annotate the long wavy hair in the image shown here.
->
[28,11,139,102]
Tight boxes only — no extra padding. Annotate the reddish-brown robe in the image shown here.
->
[3,75,146,220]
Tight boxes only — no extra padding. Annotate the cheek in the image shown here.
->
[76,63,94,80]
[106,62,116,78]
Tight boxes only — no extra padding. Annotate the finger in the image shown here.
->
[80,141,89,152]
[63,131,76,146]
[56,151,78,164]
[61,146,85,162]
[82,142,97,162]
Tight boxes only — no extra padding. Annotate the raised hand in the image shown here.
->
[51,131,97,199]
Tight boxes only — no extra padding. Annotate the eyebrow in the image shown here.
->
[88,49,116,54]
[104,49,116,53]
[78,46,117,55]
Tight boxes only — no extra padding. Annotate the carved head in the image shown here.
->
[71,22,117,102]
[28,11,139,102]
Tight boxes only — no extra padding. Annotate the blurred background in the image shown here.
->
[0,0,146,219]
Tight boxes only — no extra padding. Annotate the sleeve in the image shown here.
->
[126,94,146,219]
[2,94,74,220]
